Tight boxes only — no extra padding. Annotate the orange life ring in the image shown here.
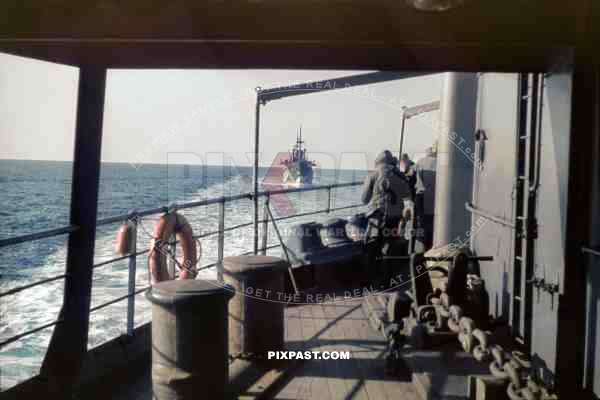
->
[115,222,135,256]
[148,212,200,283]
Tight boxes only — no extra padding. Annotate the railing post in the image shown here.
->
[217,199,225,282]
[126,214,138,337]
[261,196,270,255]
[326,185,332,214]
[41,66,107,391]
[252,90,262,255]
[264,205,300,294]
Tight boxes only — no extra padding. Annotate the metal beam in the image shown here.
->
[258,71,431,103]
[40,66,106,392]
[0,42,572,71]
[404,100,440,119]
[398,99,440,155]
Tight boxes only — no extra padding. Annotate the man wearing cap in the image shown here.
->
[361,150,412,284]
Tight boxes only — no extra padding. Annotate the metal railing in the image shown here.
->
[0,225,78,248]
[0,181,364,349]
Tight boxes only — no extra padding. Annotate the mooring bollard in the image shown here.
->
[146,280,234,399]
[224,255,288,359]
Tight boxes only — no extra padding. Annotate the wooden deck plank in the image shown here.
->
[350,303,390,400]
[321,301,352,387]
[311,303,348,400]
[275,305,308,399]
[350,298,418,400]
[321,300,358,399]
[324,300,370,400]
[290,306,313,400]
[299,303,332,400]
[341,302,373,400]
[98,296,418,400]
[349,307,387,399]
[285,305,303,351]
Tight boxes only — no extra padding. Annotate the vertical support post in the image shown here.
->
[126,214,138,337]
[261,196,270,255]
[217,199,225,282]
[253,90,262,255]
[326,185,332,214]
[556,21,597,393]
[265,205,299,294]
[41,66,107,389]
[399,109,407,157]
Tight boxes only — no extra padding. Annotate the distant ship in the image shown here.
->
[281,126,316,186]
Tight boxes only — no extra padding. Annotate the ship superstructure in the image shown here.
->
[281,126,316,186]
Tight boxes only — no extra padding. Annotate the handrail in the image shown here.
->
[465,202,516,229]
[89,287,149,313]
[0,274,68,298]
[2,286,149,348]
[272,202,363,223]
[0,182,362,248]
[0,225,78,248]
[96,182,361,226]
[0,319,63,348]
[93,251,149,269]
[0,181,364,349]
[0,201,365,299]
[102,201,364,273]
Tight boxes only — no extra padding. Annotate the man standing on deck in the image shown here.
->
[362,150,412,227]
[415,146,437,250]
[399,153,417,197]
[361,150,412,284]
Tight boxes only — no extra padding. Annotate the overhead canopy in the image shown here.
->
[0,0,591,71]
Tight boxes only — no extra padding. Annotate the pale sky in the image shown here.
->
[0,52,442,169]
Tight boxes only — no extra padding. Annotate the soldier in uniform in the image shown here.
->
[362,150,413,284]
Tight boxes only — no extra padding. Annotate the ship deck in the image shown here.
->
[97,298,417,400]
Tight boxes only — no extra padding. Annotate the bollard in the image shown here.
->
[146,280,234,399]
[224,255,288,358]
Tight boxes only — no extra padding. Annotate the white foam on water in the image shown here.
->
[0,169,367,390]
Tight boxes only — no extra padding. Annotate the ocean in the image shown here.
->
[0,159,367,390]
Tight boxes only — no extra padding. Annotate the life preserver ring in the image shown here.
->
[115,222,135,256]
[148,212,200,283]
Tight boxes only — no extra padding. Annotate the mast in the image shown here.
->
[297,125,304,160]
